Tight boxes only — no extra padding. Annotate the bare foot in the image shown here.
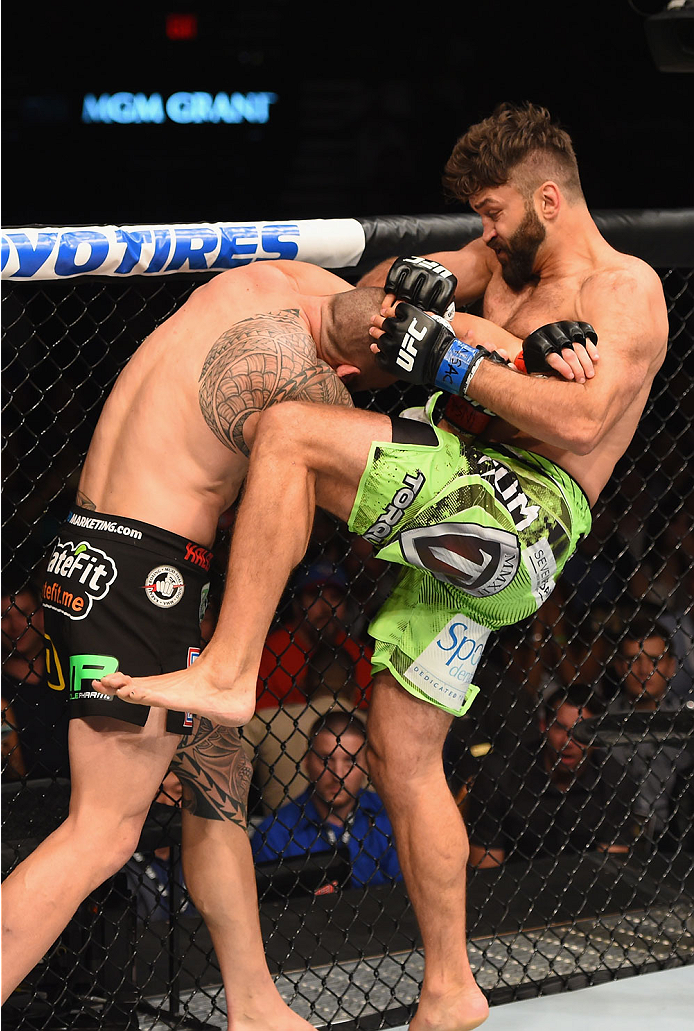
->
[95,665,256,727]
[233,999,317,1031]
[409,984,489,1031]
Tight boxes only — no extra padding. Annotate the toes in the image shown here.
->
[95,673,131,692]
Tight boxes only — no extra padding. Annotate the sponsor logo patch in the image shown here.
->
[363,470,425,544]
[45,634,67,691]
[184,542,213,571]
[69,653,119,701]
[67,511,143,539]
[523,538,557,608]
[478,455,540,531]
[404,614,489,713]
[143,565,185,607]
[43,539,118,620]
[400,521,519,595]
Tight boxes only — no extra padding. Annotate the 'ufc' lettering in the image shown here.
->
[396,317,429,372]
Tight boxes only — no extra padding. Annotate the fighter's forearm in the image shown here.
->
[467,361,602,453]
[450,312,522,358]
[356,257,396,288]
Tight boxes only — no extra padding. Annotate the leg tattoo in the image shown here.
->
[172,718,253,825]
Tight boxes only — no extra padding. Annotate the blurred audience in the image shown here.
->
[122,771,197,921]
[251,711,401,888]
[607,614,693,843]
[1,696,26,780]
[1,585,69,779]
[243,559,373,813]
[628,496,694,701]
[466,684,636,867]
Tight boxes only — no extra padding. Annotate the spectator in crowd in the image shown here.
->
[251,711,401,888]
[244,643,372,816]
[256,559,372,710]
[243,559,373,813]
[628,495,694,701]
[1,586,69,779]
[608,614,694,841]
[466,684,635,867]
[443,623,549,798]
[559,497,640,627]
[123,772,197,921]
[341,533,400,629]
[1,696,25,780]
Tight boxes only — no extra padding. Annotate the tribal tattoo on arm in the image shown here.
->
[198,309,352,457]
[171,718,253,826]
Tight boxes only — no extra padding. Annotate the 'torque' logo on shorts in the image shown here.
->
[143,565,185,607]
[363,470,426,544]
[43,539,118,620]
[399,521,519,595]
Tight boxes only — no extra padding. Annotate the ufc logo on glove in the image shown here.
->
[396,317,429,372]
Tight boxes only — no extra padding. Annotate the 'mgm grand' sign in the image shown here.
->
[82,91,278,125]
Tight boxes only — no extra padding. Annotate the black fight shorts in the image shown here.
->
[42,507,214,734]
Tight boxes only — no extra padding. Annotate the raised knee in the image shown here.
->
[255,402,307,446]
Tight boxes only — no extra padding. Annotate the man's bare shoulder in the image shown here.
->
[579,252,667,324]
[576,251,669,369]
[206,262,293,294]
[215,260,350,295]
[580,248,663,297]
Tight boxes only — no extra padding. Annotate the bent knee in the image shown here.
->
[62,811,147,877]
[255,402,311,447]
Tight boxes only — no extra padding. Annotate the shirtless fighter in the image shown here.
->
[96,103,668,1031]
[0,259,402,1028]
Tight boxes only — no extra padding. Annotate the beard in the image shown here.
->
[492,205,546,291]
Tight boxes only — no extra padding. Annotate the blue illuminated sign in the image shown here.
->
[82,92,278,125]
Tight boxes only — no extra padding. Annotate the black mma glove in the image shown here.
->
[376,302,508,396]
[385,256,458,320]
[519,320,598,375]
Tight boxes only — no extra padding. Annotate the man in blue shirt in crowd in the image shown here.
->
[251,710,401,888]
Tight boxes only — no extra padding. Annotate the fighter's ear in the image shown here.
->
[537,180,561,220]
[335,363,360,383]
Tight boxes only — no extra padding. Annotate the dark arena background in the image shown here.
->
[2,2,693,1030]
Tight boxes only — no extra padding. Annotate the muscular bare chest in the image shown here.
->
[482,271,579,338]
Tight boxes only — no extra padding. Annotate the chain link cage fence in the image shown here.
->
[2,211,693,1030]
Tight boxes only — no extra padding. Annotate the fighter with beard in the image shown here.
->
[360,101,647,399]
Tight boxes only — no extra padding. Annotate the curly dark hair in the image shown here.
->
[443,102,583,203]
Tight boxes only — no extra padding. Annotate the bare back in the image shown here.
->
[79,262,354,545]
[434,235,669,506]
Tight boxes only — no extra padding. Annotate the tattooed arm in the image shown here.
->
[198,309,352,458]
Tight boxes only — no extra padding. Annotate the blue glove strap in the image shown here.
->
[433,338,481,394]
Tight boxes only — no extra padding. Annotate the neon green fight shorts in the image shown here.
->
[348,397,592,717]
